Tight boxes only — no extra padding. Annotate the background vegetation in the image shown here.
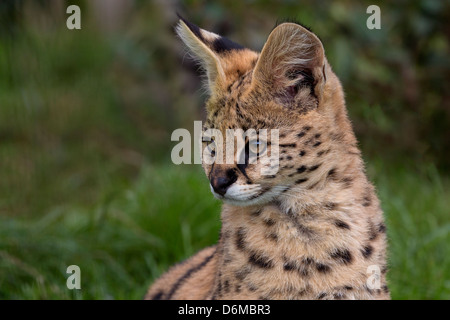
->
[0,0,448,299]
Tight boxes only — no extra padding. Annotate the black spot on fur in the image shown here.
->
[325,202,338,210]
[224,279,230,293]
[248,283,258,292]
[327,168,338,180]
[362,195,372,207]
[312,141,322,147]
[283,260,296,272]
[334,219,350,230]
[303,126,312,131]
[264,218,276,227]
[308,164,321,172]
[266,232,278,242]
[297,131,306,138]
[341,177,353,188]
[299,150,306,157]
[317,149,330,157]
[316,263,331,273]
[301,268,310,278]
[344,285,353,291]
[361,245,374,259]
[381,265,388,275]
[248,251,274,269]
[368,220,378,241]
[280,143,297,148]
[235,228,246,251]
[330,249,353,265]
[235,267,251,281]
[297,165,307,173]
[295,178,308,184]
[378,223,387,233]
[317,292,327,299]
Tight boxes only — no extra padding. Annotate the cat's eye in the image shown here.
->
[248,138,267,156]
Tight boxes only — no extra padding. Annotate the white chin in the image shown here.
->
[210,184,286,207]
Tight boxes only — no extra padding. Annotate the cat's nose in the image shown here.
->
[210,169,238,196]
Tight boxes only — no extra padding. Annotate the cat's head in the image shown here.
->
[176,17,352,206]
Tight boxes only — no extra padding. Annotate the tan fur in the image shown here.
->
[146,19,389,300]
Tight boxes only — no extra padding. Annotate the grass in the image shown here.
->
[370,160,450,299]
[0,159,448,299]
[0,164,221,299]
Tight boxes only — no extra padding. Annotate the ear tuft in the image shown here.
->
[175,16,246,95]
[176,18,225,94]
[177,14,207,43]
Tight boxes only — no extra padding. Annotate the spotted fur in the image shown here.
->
[146,17,389,300]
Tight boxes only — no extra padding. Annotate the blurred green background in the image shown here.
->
[0,0,449,299]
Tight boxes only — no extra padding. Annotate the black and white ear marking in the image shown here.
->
[175,15,246,95]
[177,15,244,55]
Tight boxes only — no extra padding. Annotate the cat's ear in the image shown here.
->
[252,23,326,99]
[176,16,244,95]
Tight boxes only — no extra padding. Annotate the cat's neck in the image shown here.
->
[210,162,384,299]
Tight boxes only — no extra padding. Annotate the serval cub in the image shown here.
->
[146,17,389,300]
